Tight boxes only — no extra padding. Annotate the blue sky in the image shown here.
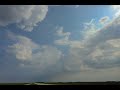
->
[0,5,120,82]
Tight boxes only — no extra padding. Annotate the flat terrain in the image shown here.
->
[0,82,120,85]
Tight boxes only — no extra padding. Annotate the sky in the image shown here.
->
[0,5,120,83]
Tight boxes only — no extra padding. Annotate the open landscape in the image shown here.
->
[0,81,120,85]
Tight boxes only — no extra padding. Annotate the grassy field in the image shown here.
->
[0,81,120,85]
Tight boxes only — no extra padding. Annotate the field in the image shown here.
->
[0,81,120,85]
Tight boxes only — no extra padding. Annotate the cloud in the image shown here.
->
[54,26,84,48]
[86,39,120,69]
[82,19,97,40]
[56,26,71,37]
[75,5,80,8]
[111,5,120,10]
[25,46,63,71]
[5,13,120,82]
[54,36,70,46]
[0,5,48,31]
[54,16,120,73]
[54,26,71,46]
[63,47,92,72]
[69,41,84,48]
[85,16,120,47]
[7,32,63,73]
[99,16,109,24]
[54,19,97,48]
[81,17,120,69]
[7,32,39,61]
[54,37,84,48]
[50,67,120,82]
[49,5,79,8]
[111,5,120,17]
[107,39,120,48]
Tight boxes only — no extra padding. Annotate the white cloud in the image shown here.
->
[85,16,120,47]
[54,19,97,48]
[81,17,120,69]
[69,41,84,48]
[54,26,84,48]
[54,36,70,46]
[99,16,109,25]
[114,10,120,17]
[7,32,39,61]
[9,43,33,60]
[75,5,80,8]
[82,19,98,40]
[5,11,120,81]
[63,47,92,72]
[26,46,63,70]
[18,45,63,74]
[54,26,71,46]
[54,16,120,72]
[86,40,120,69]
[0,5,48,31]
[111,5,120,10]
[7,32,63,72]
[56,26,71,37]
[54,37,84,48]
[106,39,120,48]
[111,5,120,17]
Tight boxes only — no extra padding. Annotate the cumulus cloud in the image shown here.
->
[63,47,92,72]
[115,10,120,17]
[111,5,120,17]
[86,40,120,69]
[82,19,97,40]
[85,16,120,47]
[7,32,63,72]
[5,13,120,81]
[54,36,70,46]
[54,26,84,48]
[54,37,84,48]
[56,26,71,37]
[54,16,120,72]
[2,5,120,82]
[54,26,71,46]
[25,46,63,70]
[7,31,39,61]
[0,5,48,31]
[99,16,109,25]
[82,17,120,69]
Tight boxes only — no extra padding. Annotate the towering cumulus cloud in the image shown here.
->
[7,32,62,72]
[0,5,48,31]
[1,5,120,82]
[54,16,120,72]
